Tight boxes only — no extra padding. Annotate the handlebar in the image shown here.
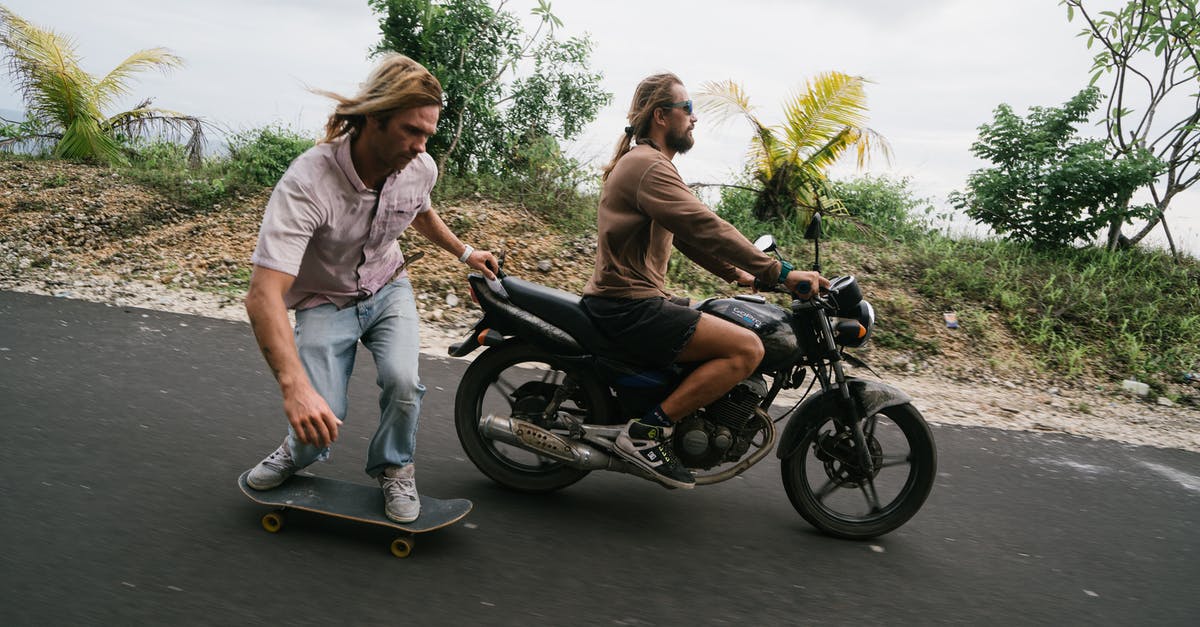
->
[753,277,833,302]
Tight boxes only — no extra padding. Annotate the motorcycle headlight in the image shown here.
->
[828,275,863,317]
[833,300,874,348]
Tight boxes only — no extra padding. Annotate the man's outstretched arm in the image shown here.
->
[243,265,341,447]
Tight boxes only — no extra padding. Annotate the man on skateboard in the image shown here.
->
[243,54,498,523]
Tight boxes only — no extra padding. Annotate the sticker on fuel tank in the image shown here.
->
[731,306,763,329]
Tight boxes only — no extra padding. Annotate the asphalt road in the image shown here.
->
[1,290,1197,626]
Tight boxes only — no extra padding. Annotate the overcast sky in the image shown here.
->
[2,0,1196,253]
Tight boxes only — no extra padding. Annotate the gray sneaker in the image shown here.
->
[246,440,300,490]
[379,464,420,523]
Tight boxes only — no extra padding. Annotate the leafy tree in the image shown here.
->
[1060,0,1199,253]
[369,0,610,176]
[0,5,204,165]
[698,72,891,225]
[949,88,1163,249]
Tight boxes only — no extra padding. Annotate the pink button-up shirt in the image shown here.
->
[250,134,435,310]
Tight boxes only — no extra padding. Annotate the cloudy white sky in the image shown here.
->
[2,0,1197,253]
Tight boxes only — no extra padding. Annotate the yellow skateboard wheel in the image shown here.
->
[390,536,414,558]
[261,511,284,533]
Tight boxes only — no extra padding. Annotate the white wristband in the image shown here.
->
[458,245,475,263]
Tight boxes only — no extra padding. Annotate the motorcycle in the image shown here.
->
[447,215,936,539]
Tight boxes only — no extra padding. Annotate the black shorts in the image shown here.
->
[581,295,701,369]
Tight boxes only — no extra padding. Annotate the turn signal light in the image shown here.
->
[833,320,870,347]
[476,328,502,346]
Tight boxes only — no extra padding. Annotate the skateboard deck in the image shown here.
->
[237,470,472,557]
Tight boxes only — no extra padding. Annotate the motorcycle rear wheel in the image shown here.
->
[454,341,613,492]
[781,402,936,539]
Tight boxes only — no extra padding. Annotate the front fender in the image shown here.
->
[775,377,913,460]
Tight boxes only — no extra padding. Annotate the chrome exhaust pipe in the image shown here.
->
[479,414,615,471]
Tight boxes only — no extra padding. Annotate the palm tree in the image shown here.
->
[698,72,890,224]
[0,5,204,165]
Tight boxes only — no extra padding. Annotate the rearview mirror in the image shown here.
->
[804,214,823,241]
[753,234,777,253]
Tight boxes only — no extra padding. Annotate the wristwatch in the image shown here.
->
[778,260,794,284]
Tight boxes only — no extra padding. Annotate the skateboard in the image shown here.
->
[237,470,472,558]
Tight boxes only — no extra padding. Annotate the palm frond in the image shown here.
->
[0,7,97,129]
[56,115,124,163]
[854,127,893,168]
[697,79,779,165]
[707,69,891,223]
[799,127,859,176]
[106,106,207,166]
[697,79,756,126]
[94,47,183,111]
[779,71,871,157]
[2,6,196,164]
[104,105,194,135]
[808,126,893,172]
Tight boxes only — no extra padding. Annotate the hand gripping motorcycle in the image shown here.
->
[449,215,936,539]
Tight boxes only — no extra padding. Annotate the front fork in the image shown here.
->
[814,309,879,483]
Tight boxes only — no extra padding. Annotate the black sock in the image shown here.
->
[641,404,672,427]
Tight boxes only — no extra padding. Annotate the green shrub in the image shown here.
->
[827,175,933,242]
[127,140,189,170]
[715,186,769,236]
[711,175,933,250]
[120,126,313,211]
[226,125,315,187]
[121,140,237,210]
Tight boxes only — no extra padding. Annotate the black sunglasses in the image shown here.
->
[663,99,693,115]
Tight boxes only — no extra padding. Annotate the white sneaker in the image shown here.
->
[379,464,420,523]
[246,440,300,490]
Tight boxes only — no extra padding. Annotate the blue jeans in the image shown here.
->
[285,278,425,478]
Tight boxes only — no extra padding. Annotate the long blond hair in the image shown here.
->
[313,53,443,143]
[601,72,682,181]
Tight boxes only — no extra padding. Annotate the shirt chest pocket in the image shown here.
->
[375,197,422,238]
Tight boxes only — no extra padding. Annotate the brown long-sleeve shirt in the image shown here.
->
[583,142,782,300]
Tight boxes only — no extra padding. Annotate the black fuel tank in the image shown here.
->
[697,296,800,371]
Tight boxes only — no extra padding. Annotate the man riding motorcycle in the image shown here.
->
[581,72,830,489]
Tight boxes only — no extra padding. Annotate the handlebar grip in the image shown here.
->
[753,278,778,292]
[794,280,812,295]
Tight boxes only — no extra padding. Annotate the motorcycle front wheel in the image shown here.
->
[454,340,613,492]
[781,402,936,539]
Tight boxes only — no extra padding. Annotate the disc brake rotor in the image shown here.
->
[813,428,884,488]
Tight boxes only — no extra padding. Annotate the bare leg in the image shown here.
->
[658,313,764,421]
[612,313,763,489]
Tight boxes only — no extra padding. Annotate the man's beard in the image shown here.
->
[665,127,694,154]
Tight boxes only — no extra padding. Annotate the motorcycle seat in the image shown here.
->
[501,276,637,361]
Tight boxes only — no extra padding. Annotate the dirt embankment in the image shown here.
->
[1,159,1197,451]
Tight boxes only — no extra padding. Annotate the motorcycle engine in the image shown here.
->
[674,375,768,469]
